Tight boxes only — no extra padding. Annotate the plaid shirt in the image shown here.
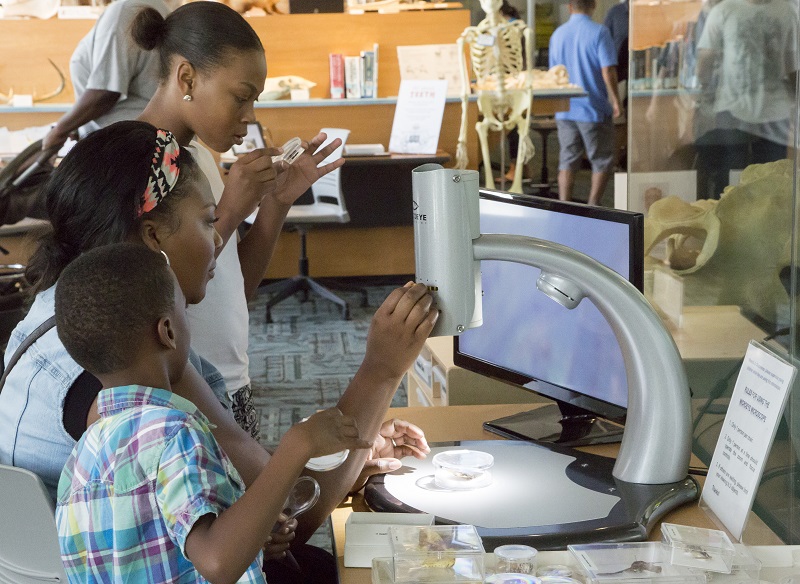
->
[56,385,265,583]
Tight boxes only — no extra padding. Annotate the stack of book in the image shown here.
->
[329,44,379,99]
[629,31,701,92]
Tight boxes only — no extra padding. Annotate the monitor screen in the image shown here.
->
[454,191,644,444]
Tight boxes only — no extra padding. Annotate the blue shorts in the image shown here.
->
[556,119,615,173]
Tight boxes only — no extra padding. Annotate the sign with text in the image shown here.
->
[389,79,448,155]
[701,341,796,540]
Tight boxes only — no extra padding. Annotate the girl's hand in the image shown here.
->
[362,283,439,382]
[294,407,372,460]
[263,515,297,560]
[270,132,346,207]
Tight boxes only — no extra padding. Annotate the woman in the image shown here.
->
[0,121,222,501]
[0,119,436,583]
[128,0,437,553]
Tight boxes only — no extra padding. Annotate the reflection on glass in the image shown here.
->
[629,0,799,543]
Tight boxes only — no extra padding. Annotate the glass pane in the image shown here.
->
[630,0,800,542]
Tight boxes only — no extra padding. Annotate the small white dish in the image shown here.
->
[306,450,349,471]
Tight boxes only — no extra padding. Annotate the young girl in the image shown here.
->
[133,2,343,442]
[129,0,438,553]
[0,121,222,501]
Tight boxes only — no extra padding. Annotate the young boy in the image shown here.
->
[54,243,371,583]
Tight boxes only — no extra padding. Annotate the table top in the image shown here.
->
[342,150,450,167]
[332,403,783,584]
[668,305,767,361]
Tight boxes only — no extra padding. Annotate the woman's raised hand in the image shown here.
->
[271,132,346,207]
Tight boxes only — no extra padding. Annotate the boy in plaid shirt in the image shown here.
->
[55,243,371,583]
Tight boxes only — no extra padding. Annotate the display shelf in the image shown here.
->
[406,336,547,408]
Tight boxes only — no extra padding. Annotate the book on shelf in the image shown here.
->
[329,53,345,99]
[344,55,363,99]
[361,50,376,98]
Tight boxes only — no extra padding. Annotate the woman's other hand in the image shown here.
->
[349,419,430,494]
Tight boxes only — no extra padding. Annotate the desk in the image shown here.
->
[332,404,783,584]
[340,151,450,228]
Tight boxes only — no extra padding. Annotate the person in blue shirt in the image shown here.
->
[549,0,622,205]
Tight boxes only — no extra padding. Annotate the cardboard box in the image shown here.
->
[344,512,434,568]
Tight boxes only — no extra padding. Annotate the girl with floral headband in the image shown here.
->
[0,120,223,505]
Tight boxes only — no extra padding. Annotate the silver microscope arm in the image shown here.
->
[412,164,691,486]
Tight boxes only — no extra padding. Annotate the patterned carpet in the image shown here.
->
[246,277,411,551]
[247,278,411,452]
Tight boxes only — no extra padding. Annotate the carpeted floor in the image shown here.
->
[246,278,411,551]
[247,278,410,452]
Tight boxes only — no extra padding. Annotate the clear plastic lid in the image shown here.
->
[661,523,735,573]
[432,450,494,490]
[272,137,305,166]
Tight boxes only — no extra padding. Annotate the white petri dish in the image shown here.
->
[305,450,349,471]
[433,449,494,490]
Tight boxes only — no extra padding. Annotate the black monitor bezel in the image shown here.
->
[453,190,644,424]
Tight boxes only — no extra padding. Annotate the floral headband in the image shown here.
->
[136,129,181,218]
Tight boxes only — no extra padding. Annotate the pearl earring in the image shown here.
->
[183,94,192,102]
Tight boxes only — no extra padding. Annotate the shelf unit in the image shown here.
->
[406,336,547,408]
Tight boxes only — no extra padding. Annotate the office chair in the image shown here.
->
[0,464,67,583]
[263,128,368,322]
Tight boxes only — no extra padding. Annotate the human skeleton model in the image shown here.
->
[456,0,534,194]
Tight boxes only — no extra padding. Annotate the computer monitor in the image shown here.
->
[454,190,644,446]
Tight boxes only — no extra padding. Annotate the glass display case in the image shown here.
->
[627,0,800,543]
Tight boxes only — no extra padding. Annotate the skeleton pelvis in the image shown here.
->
[644,159,794,324]
[476,90,531,130]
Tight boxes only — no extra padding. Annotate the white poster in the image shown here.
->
[701,341,796,540]
[396,44,462,98]
[389,79,448,155]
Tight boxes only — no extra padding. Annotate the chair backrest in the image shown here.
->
[309,128,350,218]
[0,464,67,583]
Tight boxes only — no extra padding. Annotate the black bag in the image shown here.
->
[0,139,53,225]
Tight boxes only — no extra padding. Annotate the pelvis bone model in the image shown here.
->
[645,159,794,326]
[455,0,534,194]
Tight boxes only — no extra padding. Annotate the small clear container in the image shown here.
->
[272,137,305,165]
[484,575,542,584]
[537,565,580,579]
[433,449,494,490]
[495,545,539,575]
[661,523,735,573]
[568,542,705,584]
[688,544,761,583]
[389,524,486,583]
[373,557,394,584]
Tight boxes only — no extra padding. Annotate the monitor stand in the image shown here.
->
[484,403,624,447]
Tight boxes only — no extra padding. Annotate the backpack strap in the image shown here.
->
[0,316,57,395]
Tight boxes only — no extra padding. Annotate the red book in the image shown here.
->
[329,53,345,99]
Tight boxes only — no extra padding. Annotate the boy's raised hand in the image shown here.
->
[362,282,439,381]
[297,407,373,459]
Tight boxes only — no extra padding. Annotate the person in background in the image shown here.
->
[41,0,180,153]
[549,0,621,205]
[604,0,629,109]
[54,242,372,583]
[604,0,629,68]
[500,0,528,184]
[694,0,798,199]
